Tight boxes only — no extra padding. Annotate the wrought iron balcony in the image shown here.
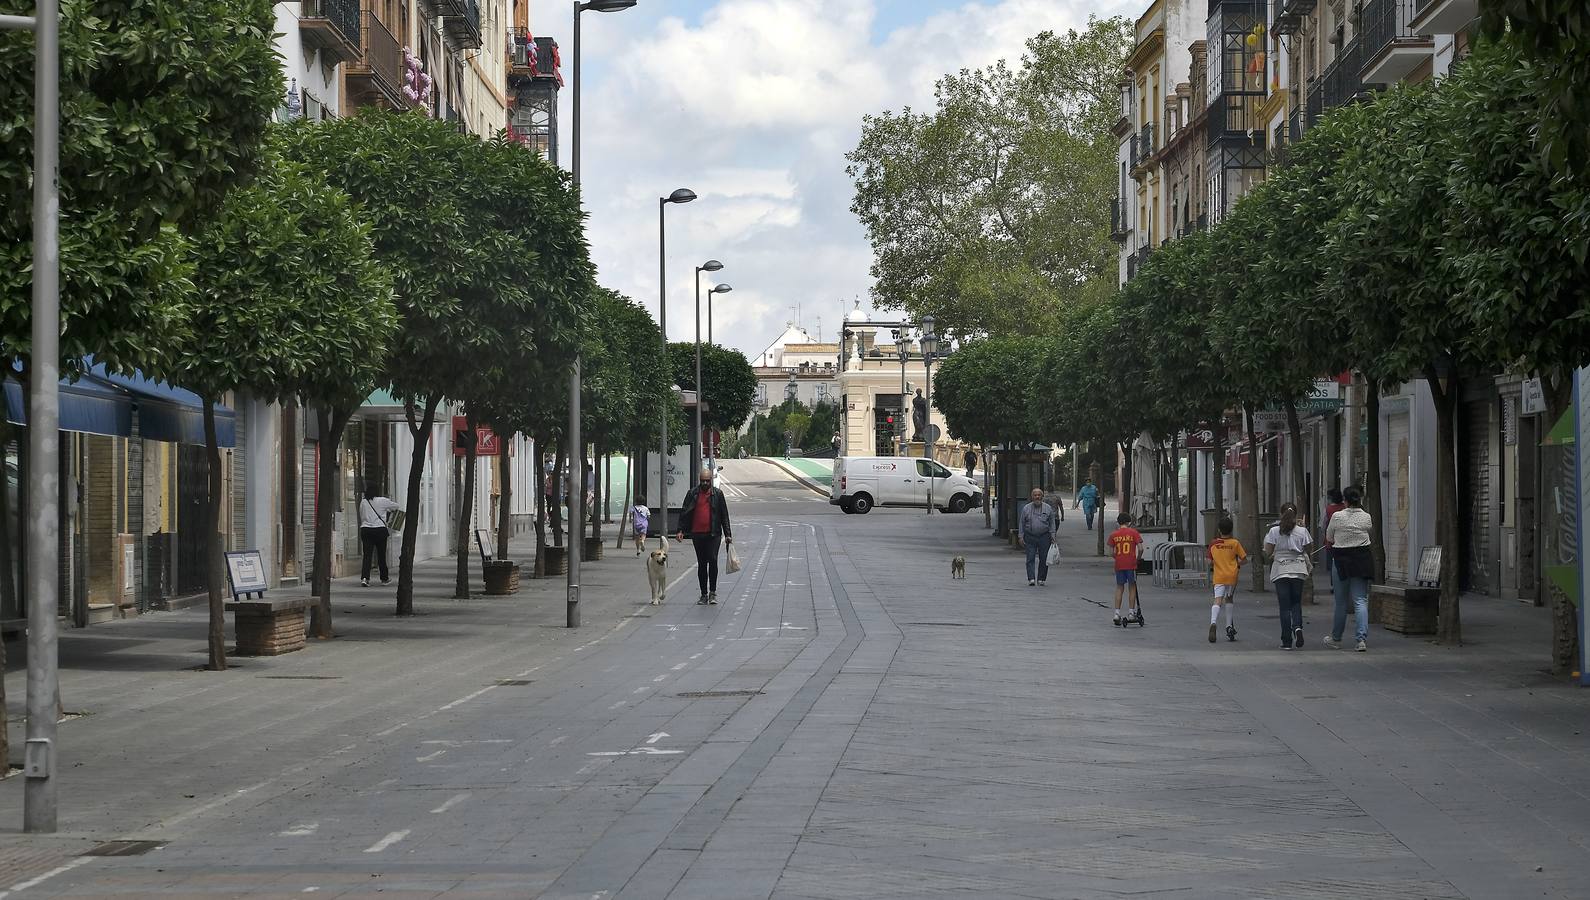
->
[1110,198,1130,243]
[443,0,482,50]
[1361,0,1435,85]
[1272,0,1319,36]
[1132,121,1156,171]
[1410,0,1479,37]
[345,9,405,110]
[300,0,360,64]
[1322,39,1366,111]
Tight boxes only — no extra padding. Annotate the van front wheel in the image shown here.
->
[948,494,970,514]
[850,494,873,515]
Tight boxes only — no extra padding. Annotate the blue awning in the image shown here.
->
[4,377,133,439]
[87,367,235,447]
[2,361,236,447]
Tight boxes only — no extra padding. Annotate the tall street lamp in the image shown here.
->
[694,260,723,475]
[707,282,731,346]
[893,328,910,457]
[920,316,938,515]
[566,0,637,630]
[658,188,697,540]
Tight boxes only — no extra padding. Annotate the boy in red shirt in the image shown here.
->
[1109,512,1144,625]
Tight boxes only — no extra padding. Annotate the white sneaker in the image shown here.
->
[1028,580,1036,586]
[360,578,369,587]
[1323,636,1340,649]
[1036,580,1045,586]
[1356,640,1368,652]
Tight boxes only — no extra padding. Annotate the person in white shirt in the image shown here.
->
[358,494,401,586]
[629,503,651,556]
[1263,503,1313,650]
[1324,486,1375,651]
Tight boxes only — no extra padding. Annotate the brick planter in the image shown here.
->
[583,537,604,561]
[226,596,311,656]
[542,545,568,576]
[483,560,520,595]
[1370,584,1438,635]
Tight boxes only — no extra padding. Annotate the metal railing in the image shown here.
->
[509,27,531,69]
[1139,121,1155,159]
[1129,133,1140,170]
[443,0,481,48]
[1110,197,1129,240]
[357,10,403,107]
[302,0,360,48]
[1322,39,1364,110]
[1361,0,1422,74]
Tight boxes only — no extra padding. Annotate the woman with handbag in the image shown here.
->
[358,492,402,587]
[1263,502,1314,650]
[1324,486,1374,652]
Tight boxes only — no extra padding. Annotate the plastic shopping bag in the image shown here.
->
[1046,543,1060,567]
[726,541,742,574]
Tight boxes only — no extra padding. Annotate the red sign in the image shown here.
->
[701,429,721,455]
[452,416,502,457]
[1184,428,1216,450]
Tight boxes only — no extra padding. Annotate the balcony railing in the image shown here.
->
[443,0,482,50]
[1362,0,1433,84]
[1133,121,1155,169]
[1129,133,1139,170]
[1126,254,1137,281]
[1272,0,1319,35]
[300,0,360,62]
[348,9,405,110]
[1305,80,1323,129]
[1110,198,1130,242]
[1322,39,1365,110]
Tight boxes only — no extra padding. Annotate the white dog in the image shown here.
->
[647,547,669,605]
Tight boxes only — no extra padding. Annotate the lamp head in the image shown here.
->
[702,259,724,272]
[665,188,697,204]
[581,0,638,11]
[710,283,732,294]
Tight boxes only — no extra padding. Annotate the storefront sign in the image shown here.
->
[1183,428,1216,450]
[1252,411,1288,433]
[1522,376,1547,415]
[451,416,501,456]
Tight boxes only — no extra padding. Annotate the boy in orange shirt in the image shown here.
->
[1109,512,1144,625]
[1207,516,1246,643]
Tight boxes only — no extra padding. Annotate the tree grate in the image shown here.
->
[82,840,165,857]
[495,679,534,686]
[676,689,763,698]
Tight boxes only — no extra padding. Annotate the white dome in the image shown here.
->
[845,300,867,323]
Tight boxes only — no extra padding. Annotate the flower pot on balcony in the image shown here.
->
[483,560,519,595]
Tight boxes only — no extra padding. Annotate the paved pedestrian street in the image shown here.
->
[3,459,1588,899]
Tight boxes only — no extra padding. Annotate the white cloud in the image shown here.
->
[555,0,1136,358]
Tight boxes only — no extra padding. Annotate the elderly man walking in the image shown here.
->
[676,467,733,605]
[1016,487,1059,587]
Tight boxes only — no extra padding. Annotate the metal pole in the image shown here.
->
[694,268,703,479]
[24,0,60,833]
[925,353,933,516]
[566,0,583,627]
[658,198,667,542]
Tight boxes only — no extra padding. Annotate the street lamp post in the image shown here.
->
[693,260,724,475]
[785,372,798,458]
[920,316,938,515]
[658,188,696,542]
[893,329,910,458]
[567,0,637,630]
[703,283,731,460]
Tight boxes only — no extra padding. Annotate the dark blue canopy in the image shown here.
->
[3,360,236,447]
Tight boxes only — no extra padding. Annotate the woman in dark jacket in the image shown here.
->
[677,468,733,605]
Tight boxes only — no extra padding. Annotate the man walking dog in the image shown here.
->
[677,467,733,604]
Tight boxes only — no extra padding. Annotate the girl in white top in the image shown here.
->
[1325,486,1375,650]
[1263,503,1313,650]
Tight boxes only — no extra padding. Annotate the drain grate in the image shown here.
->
[676,689,763,699]
[82,840,165,857]
[495,679,533,686]
[904,622,969,627]
[260,675,342,680]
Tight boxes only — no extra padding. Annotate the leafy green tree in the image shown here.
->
[668,342,757,434]
[845,18,1131,336]
[281,117,590,614]
[1480,1,1590,175]
[177,152,396,663]
[1439,37,1590,668]
[933,336,1051,448]
[803,400,841,453]
[783,411,812,454]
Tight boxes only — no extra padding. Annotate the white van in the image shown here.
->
[830,456,982,515]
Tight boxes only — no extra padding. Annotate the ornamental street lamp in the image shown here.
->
[893,329,911,456]
[567,0,638,629]
[693,261,726,473]
[920,316,939,515]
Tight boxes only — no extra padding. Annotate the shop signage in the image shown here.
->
[452,416,501,456]
[225,550,268,599]
[1522,377,1546,415]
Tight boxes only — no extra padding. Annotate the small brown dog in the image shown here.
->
[950,556,966,579]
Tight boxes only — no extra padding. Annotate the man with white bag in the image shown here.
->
[677,467,734,605]
[1017,487,1059,587]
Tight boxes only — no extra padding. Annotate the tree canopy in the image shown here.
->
[668,342,757,433]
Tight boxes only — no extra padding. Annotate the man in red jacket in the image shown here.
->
[677,468,733,605]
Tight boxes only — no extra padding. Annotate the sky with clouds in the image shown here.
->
[529,0,1135,361]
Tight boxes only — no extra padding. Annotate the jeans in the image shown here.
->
[692,535,721,596]
[360,526,389,582]
[1275,578,1304,646]
[1024,533,1052,582]
[1332,565,1370,643]
[1083,505,1096,530]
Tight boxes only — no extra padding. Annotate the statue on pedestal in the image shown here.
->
[911,389,928,441]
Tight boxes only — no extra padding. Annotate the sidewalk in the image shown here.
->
[0,532,674,881]
[759,456,832,493]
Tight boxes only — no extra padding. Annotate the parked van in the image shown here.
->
[830,456,982,515]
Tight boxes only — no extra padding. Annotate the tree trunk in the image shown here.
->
[1243,403,1265,593]
[1425,364,1462,645]
[396,395,441,617]
[1170,433,1183,540]
[603,455,614,524]
[454,413,479,600]
[1213,420,1226,528]
[533,433,548,577]
[1282,398,1315,604]
[1543,371,1577,673]
[615,448,632,550]
[311,407,348,640]
[550,436,566,547]
[202,400,228,670]
[496,440,512,561]
[591,442,603,542]
[1091,458,1106,557]
[1364,381,1387,583]
[0,414,12,765]
[983,444,992,528]
[1186,433,1199,543]
[1119,440,1134,523]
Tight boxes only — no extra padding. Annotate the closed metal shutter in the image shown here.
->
[1464,400,1494,593]
[1386,413,1412,582]
[302,444,318,581]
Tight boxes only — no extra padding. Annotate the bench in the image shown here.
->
[1369,584,1438,635]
